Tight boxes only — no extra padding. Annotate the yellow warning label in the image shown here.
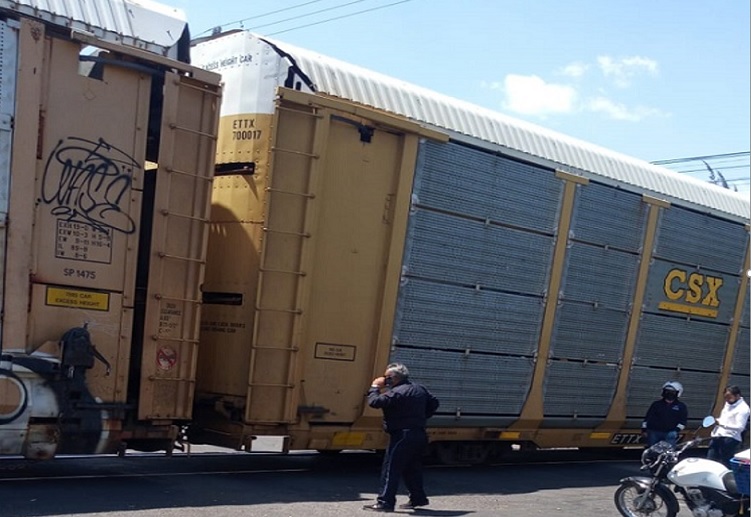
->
[46,287,110,311]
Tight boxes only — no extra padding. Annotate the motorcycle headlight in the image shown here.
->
[641,441,674,467]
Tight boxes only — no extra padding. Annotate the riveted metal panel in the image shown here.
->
[413,140,562,233]
[655,207,747,273]
[550,303,628,362]
[391,346,534,416]
[542,360,618,417]
[733,327,750,376]
[561,242,639,310]
[570,182,647,251]
[626,367,719,421]
[404,209,554,295]
[393,278,544,356]
[634,314,728,371]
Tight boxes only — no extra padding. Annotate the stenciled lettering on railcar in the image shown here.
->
[659,268,723,318]
[41,137,140,235]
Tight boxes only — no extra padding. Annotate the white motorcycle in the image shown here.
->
[614,416,750,517]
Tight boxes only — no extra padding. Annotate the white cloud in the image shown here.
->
[560,62,589,78]
[586,96,667,122]
[502,74,577,116]
[597,55,659,87]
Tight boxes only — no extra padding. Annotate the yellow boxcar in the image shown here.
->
[189,31,749,464]
[0,1,220,459]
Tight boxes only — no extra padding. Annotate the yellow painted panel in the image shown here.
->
[332,432,366,447]
[500,432,521,439]
[589,432,611,440]
[658,301,718,318]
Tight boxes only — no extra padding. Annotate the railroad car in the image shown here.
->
[0,0,221,458]
[188,30,749,464]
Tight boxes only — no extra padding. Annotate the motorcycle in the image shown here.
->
[614,416,750,517]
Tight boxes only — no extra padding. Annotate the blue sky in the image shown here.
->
[171,0,750,195]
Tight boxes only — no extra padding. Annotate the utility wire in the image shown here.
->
[266,0,415,36]
[651,151,749,165]
[249,0,371,31]
[195,0,329,36]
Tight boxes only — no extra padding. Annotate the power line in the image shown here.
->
[266,0,416,36]
[249,0,371,31]
[651,151,750,166]
[196,0,329,36]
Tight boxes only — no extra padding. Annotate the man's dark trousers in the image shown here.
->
[377,428,429,508]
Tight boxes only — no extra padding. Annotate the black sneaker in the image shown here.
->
[398,499,430,509]
[363,503,395,512]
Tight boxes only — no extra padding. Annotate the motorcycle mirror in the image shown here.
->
[702,416,716,428]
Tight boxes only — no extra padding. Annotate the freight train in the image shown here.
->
[0,0,747,464]
[186,31,749,464]
[0,0,221,458]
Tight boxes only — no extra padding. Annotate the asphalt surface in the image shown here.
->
[0,447,650,517]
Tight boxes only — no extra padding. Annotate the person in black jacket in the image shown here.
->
[363,363,440,513]
[641,381,688,446]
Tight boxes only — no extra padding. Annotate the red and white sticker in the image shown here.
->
[156,346,177,371]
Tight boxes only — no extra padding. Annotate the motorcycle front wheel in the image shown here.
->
[614,481,677,517]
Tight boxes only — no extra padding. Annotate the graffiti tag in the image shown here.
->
[41,137,140,234]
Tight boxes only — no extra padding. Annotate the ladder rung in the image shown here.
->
[265,187,315,199]
[165,166,214,181]
[176,80,222,97]
[252,345,299,351]
[154,294,202,304]
[157,252,206,263]
[149,336,200,344]
[248,382,294,388]
[168,123,218,140]
[148,376,196,382]
[259,267,306,276]
[276,105,323,118]
[271,146,318,158]
[262,227,310,237]
[256,306,302,314]
[159,209,209,222]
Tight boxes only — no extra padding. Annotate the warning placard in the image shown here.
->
[45,286,110,311]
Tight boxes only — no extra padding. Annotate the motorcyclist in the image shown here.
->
[641,381,688,446]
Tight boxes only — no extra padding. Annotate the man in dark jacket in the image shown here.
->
[363,363,440,512]
[641,381,688,446]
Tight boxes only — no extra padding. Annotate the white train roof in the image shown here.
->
[0,0,188,56]
[257,33,749,223]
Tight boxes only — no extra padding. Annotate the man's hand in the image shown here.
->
[371,376,386,389]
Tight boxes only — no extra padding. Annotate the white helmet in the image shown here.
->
[662,381,683,397]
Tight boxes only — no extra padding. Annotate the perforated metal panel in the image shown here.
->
[550,303,628,362]
[570,182,647,251]
[404,209,553,295]
[560,242,638,310]
[390,347,534,416]
[393,278,544,356]
[542,360,618,417]
[733,327,750,376]
[655,207,746,273]
[413,140,562,233]
[728,375,750,399]
[634,314,729,371]
[626,366,719,421]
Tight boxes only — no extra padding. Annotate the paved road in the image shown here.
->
[0,448,649,517]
